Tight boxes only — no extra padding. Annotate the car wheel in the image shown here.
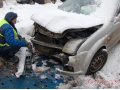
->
[86,49,108,75]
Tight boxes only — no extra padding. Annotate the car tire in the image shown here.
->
[86,49,108,75]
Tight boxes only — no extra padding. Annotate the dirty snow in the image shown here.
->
[0,0,120,89]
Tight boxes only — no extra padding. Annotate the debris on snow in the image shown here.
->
[35,66,50,73]
[55,74,61,79]
[40,74,47,79]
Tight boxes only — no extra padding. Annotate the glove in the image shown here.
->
[18,35,25,40]
[27,42,33,52]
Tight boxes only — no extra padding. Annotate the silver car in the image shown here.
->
[31,0,120,75]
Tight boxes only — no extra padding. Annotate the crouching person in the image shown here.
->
[0,12,32,78]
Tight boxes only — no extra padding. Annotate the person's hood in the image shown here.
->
[5,12,17,22]
[31,9,103,34]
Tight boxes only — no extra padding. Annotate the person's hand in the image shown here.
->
[27,42,33,52]
[18,35,25,40]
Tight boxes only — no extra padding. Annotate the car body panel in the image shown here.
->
[68,1,120,74]
[62,38,85,55]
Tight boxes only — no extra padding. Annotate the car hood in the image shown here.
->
[31,9,103,34]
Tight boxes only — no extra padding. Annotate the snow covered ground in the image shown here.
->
[0,0,120,89]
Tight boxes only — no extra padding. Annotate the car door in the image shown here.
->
[107,4,120,49]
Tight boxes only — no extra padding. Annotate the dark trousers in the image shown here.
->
[0,46,20,58]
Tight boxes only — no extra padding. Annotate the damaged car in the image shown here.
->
[31,0,120,75]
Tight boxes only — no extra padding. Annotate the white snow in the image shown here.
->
[32,10,103,34]
[15,47,29,78]
[40,74,47,79]
[1,0,120,88]
[0,1,59,36]
[92,0,119,21]
[31,0,119,34]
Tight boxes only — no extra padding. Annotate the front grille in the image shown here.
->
[34,23,63,38]
[34,23,68,46]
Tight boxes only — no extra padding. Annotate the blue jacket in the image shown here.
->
[1,23,27,47]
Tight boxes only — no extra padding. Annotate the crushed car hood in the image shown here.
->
[31,9,103,34]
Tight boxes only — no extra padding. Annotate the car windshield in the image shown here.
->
[58,0,102,15]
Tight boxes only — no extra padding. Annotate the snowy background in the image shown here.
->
[1,0,120,89]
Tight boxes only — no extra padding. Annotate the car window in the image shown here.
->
[58,0,102,15]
